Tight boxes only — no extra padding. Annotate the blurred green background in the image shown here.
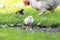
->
[0,0,60,40]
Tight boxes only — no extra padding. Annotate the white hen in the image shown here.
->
[24,0,60,15]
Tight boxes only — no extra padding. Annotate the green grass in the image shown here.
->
[0,6,60,27]
[0,28,60,40]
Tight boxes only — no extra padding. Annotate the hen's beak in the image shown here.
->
[23,0,30,7]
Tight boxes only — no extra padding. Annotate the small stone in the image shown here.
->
[1,24,8,28]
[37,22,41,26]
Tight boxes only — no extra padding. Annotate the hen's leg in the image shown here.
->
[37,8,47,16]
